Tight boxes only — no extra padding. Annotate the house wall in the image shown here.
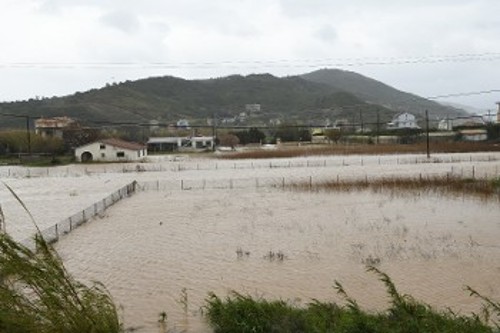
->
[396,113,418,128]
[75,142,147,162]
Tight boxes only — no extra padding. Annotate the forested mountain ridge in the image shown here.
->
[0,70,465,129]
[301,69,465,118]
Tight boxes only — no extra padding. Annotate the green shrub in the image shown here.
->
[205,266,495,333]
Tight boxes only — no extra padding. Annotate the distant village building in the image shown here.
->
[438,116,485,131]
[35,116,79,138]
[149,120,160,132]
[147,136,215,152]
[459,129,488,142]
[245,104,261,114]
[176,119,190,129]
[75,138,147,162]
[387,112,420,129]
[497,102,500,123]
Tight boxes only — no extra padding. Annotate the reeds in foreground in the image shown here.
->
[205,266,496,333]
[0,181,123,333]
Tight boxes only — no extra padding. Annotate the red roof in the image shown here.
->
[100,138,146,151]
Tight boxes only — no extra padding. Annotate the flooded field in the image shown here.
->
[53,188,500,332]
[1,152,500,332]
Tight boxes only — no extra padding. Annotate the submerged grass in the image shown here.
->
[0,182,123,333]
[289,175,500,201]
[205,266,497,333]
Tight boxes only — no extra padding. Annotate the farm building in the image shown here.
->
[147,136,215,152]
[35,116,79,138]
[387,112,420,129]
[459,129,488,142]
[75,138,147,162]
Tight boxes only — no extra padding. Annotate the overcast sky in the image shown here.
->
[1,0,500,111]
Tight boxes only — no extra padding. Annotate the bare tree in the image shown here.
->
[218,133,240,149]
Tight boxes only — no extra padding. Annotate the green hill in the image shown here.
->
[301,68,466,119]
[0,70,465,129]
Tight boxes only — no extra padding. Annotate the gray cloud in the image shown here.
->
[2,0,499,108]
[99,10,141,33]
[314,25,338,44]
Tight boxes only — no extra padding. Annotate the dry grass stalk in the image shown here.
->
[288,175,500,201]
[218,142,500,159]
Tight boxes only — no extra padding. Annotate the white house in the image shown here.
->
[438,116,485,131]
[75,138,147,162]
[387,112,420,129]
[497,102,500,123]
[459,129,488,142]
[147,136,215,152]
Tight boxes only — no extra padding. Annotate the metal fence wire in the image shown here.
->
[16,154,500,250]
[21,181,137,250]
[1,153,499,178]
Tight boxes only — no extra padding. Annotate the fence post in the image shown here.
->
[181,179,184,190]
[472,166,475,179]
[309,176,312,189]
[55,224,59,240]
[282,177,285,188]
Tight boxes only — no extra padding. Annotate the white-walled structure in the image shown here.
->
[147,136,215,152]
[75,138,147,162]
[497,102,500,123]
[438,116,485,131]
[387,112,420,129]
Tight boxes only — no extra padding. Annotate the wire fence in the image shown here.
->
[1,153,499,178]
[20,181,137,250]
[13,153,500,250]
[135,164,500,192]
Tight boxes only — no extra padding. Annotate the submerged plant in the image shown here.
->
[0,181,123,333]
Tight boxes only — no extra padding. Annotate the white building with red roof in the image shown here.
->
[74,138,147,162]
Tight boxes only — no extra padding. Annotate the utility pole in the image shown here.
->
[376,109,380,144]
[359,109,364,134]
[212,113,217,151]
[26,116,31,155]
[425,110,430,158]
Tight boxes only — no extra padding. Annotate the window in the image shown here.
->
[117,152,125,158]
[100,144,106,150]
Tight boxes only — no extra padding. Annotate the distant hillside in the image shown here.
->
[301,69,466,119]
[0,70,464,129]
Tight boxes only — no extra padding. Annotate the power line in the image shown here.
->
[2,52,500,70]
[426,89,500,100]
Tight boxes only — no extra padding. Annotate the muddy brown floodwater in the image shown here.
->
[54,187,500,333]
